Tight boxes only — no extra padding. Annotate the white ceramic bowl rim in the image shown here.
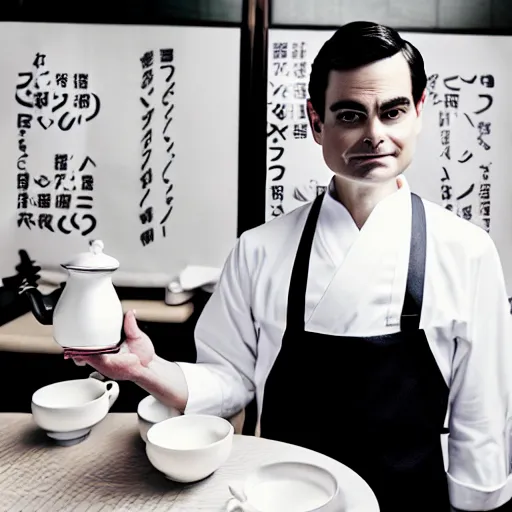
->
[31,378,110,410]
[146,414,234,452]
[137,395,171,423]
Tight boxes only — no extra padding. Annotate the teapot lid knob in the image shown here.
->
[90,240,105,255]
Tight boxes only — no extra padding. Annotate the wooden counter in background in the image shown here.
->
[0,300,194,354]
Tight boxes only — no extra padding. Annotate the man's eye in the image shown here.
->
[337,112,361,123]
[384,109,403,120]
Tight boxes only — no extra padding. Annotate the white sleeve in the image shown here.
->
[177,233,258,419]
[448,235,512,511]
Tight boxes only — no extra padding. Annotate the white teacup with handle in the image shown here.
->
[31,376,119,446]
[227,461,343,512]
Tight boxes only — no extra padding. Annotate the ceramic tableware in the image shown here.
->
[226,461,343,512]
[145,414,234,483]
[137,394,181,443]
[31,377,119,446]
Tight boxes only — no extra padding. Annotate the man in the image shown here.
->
[74,22,512,511]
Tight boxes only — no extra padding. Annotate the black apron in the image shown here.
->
[259,192,450,512]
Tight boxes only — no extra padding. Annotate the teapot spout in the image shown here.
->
[21,286,56,325]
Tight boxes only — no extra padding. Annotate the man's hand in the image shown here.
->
[72,310,153,381]
[72,309,189,412]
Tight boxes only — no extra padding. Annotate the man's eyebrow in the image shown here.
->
[328,97,411,114]
[329,100,367,113]
[380,97,411,111]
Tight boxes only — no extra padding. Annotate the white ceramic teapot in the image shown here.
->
[24,240,124,351]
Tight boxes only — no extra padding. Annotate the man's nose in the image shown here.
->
[362,119,385,149]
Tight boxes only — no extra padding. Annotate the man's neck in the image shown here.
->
[333,175,400,229]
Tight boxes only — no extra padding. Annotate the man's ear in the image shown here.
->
[414,89,427,134]
[307,99,323,145]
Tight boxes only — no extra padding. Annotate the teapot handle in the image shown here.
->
[226,498,247,512]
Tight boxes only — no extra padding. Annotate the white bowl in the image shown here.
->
[137,395,180,443]
[228,462,342,512]
[146,414,234,483]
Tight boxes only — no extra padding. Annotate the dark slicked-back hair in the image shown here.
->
[308,21,427,120]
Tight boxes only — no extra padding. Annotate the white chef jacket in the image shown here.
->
[177,174,512,510]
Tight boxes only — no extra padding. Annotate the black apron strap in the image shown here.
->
[400,193,427,332]
[286,193,324,331]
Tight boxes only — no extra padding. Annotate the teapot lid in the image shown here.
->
[62,240,119,271]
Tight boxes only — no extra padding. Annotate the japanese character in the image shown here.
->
[162,104,174,135]
[481,218,490,232]
[17,158,27,171]
[38,213,54,231]
[34,175,51,188]
[292,42,306,59]
[293,61,307,79]
[160,48,173,63]
[161,157,174,184]
[52,93,68,112]
[477,137,490,151]
[73,93,91,109]
[480,75,494,88]
[270,165,285,181]
[56,93,101,131]
[54,173,66,190]
[141,51,154,69]
[160,64,175,83]
[141,169,152,188]
[270,83,291,99]
[17,192,28,209]
[271,104,293,121]
[76,195,93,209]
[271,204,285,217]
[82,175,94,191]
[142,109,154,131]
[33,53,46,68]
[55,194,71,209]
[162,83,175,107]
[140,207,153,224]
[57,215,71,234]
[269,146,285,162]
[17,173,29,190]
[443,76,460,91]
[273,42,288,59]
[18,212,36,229]
[79,156,96,171]
[271,185,284,201]
[34,92,49,109]
[74,73,89,89]
[440,146,450,159]
[441,184,452,200]
[37,193,51,208]
[293,124,308,139]
[458,151,473,163]
[479,201,490,217]
[478,122,491,136]
[440,130,450,145]
[426,74,438,92]
[293,83,307,100]
[461,75,477,84]
[55,154,68,171]
[445,94,459,109]
[456,184,475,200]
[37,117,54,130]
[474,95,493,115]
[55,73,68,87]
[138,189,149,208]
[273,62,289,77]
[160,202,173,225]
[16,72,34,108]
[62,213,96,236]
[140,228,154,246]
[267,124,288,141]
[141,69,153,89]
[464,113,474,127]
[141,149,151,171]
[479,183,491,200]
[439,112,450,127]
[17,114,32,129]
[461,205,472,220]
[441,167,450,182]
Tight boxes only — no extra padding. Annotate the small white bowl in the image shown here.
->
[137,395,180,443]
[145,414,234,483]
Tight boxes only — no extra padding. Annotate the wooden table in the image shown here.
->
[0,413,379,511]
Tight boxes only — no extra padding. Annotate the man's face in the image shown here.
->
[308,53,425,185]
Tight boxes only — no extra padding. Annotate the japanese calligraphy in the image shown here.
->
[15,53,101,132]
[139,49,155,246]
[267,40,309,219]
[428,73,494,231]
